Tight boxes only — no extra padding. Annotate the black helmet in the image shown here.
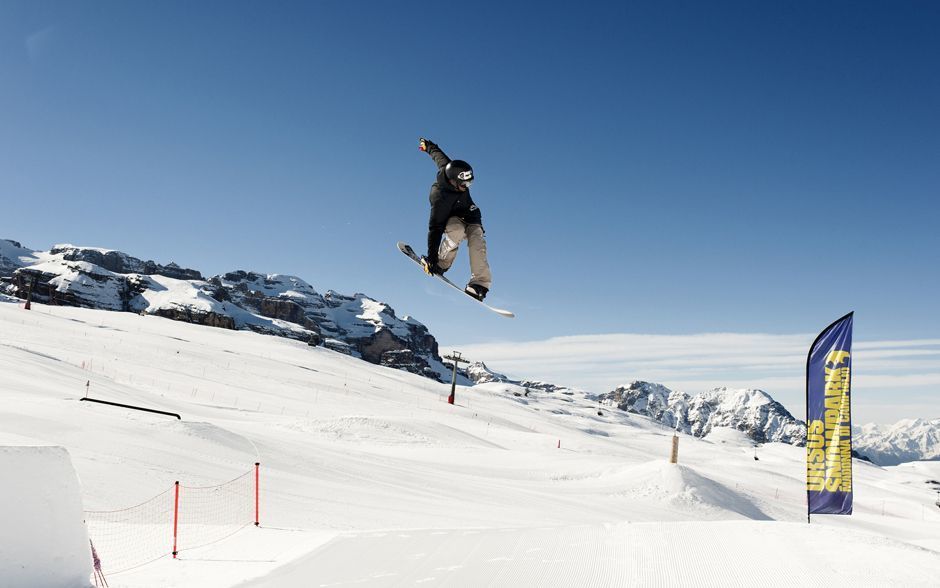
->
[444,160,474,190]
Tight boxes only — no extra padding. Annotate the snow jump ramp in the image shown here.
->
[0,445,92,588]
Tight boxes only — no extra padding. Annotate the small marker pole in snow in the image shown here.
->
[172,481,180,558]
[670,433,679,464]
[443,351,470,405]
[557,439,560,449]
[254,462,261,527]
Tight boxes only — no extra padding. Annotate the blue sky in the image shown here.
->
[2,2,938,422]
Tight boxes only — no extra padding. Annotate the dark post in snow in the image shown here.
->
[24,275,37,310]
[443,351,470,405]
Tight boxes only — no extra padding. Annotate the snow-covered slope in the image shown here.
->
[1,301,939,587]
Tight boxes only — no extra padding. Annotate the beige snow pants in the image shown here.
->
[437,217,492,289]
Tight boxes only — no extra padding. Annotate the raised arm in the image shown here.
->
[419,137,451,172]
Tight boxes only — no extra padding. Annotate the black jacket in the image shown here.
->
[424,141,482,262]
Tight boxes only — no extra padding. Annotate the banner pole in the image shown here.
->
[805,311,854,521]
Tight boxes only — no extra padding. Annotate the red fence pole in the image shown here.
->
[172,481,180,558]
[254,462,260,527]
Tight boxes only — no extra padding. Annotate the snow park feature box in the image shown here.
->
[0,445,92,587]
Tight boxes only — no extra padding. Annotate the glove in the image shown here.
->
[419,137,435,153]
[420,256,445,276]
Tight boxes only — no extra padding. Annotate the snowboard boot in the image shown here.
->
[420,256,445,276]
[464,283,488,301]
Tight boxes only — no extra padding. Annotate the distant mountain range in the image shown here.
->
[466,362,939,466]
[853,419,940,466]
[3,238,936,465]
[467,363,806,445]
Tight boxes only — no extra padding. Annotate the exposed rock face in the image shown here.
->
[360,329,404,364]
[323,339,352,355]
[259,298,310,327]
[212,271,444,374]
[12,263,131,311]
[381,349,441,381]
[151,305,236,330]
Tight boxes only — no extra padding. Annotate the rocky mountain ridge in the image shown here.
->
[596,381,808,445]
[1,239,454,381]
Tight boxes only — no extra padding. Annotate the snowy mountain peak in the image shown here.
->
[893,418,932,429]
[624,380,675,399]
[465,361,511,384]
[700,387,776,413]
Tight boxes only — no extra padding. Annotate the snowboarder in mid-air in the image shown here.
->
[417,137,492,301]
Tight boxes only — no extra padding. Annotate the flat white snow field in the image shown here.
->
[1,300,938,587]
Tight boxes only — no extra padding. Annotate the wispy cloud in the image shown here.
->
[26,25,58,63]
[444,333,940,425]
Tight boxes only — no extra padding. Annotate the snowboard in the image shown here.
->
[397,242,515,318]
